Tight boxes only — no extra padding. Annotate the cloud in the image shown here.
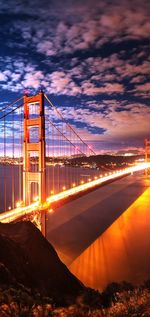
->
[82,82,124,95]
[2,0,149,59]
[0,72,7,81]
[130,75,146,83]
[0,1,149,97]
[22,71,44,89]
[0,49,149,101]
[135,82,150,92]
[55,101,150,142]
[36,40,56,57]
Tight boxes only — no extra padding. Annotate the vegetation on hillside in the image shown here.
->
[0,279,150,316]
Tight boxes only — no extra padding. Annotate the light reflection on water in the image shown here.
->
[69,187,150,290]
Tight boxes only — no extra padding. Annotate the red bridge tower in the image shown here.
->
[23,91,46,235]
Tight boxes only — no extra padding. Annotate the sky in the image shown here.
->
[0,0,150,154]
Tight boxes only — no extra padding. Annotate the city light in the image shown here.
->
[33,196,39,202]
[48,208,54,213]
[16,201,23,208]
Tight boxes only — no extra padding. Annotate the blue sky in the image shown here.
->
[0,0,150,154]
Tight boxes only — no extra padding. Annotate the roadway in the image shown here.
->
[0,163,148,223]
[46,172,150,290]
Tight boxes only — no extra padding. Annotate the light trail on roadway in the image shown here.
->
[0,162,149,224]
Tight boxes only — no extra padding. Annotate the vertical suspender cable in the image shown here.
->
[62,122,64,190]
[19,106,23,202]
[58,123,60,193]
[52,123,54,194]
[47,118,50,196]
[69,125,72,186]
[12,110,15,209]
[4,112,6,211]
[66,122,68,189]
[59,121,63,189]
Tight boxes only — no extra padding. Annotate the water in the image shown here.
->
[0,164,100,212]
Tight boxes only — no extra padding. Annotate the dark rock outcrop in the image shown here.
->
[0,221,83,299]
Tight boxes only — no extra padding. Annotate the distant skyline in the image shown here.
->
[0,0,150,153]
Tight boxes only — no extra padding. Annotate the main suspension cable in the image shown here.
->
[0,94,39,120]
[0,96,23,113]
[0,103,23,120]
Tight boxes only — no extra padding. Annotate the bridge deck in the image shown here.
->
[46,173,150,290]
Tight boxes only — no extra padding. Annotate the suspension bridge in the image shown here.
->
[0,91,149,236]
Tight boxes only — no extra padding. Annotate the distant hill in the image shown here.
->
[69,154,143,166]
[0,222,83,300]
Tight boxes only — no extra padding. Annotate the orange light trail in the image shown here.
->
[0,162,149,224]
